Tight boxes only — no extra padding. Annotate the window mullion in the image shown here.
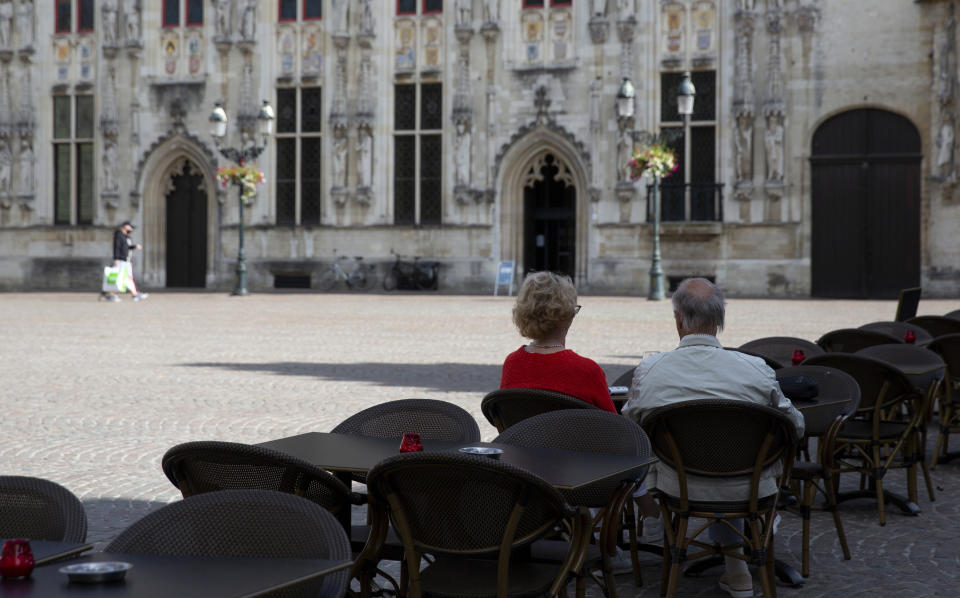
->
[295,89,302,225]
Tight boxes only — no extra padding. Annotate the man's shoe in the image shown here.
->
[106,295,120,303]
[718,572,754,598]
[133,293,149,302]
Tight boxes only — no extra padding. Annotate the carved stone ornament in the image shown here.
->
[588,17,609,45]
[796,5,819,34]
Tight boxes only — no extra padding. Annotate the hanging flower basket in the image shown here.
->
[216,164,266,202]
[628,144,679,180]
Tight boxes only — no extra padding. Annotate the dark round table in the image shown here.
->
[856,343,945,391]
[775,365,860,437]
[859,321,933,347]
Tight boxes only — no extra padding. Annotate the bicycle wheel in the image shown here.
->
[317,268,338,291]
[382,269,398,291]
[415,265,438,291]
[349,267,372,291]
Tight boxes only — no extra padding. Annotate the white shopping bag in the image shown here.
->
[102,264,129,293]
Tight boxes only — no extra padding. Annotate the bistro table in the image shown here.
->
[1,540,93,567]
[859,321,933,347]
[259,432,657,492]
[0,551,352,598]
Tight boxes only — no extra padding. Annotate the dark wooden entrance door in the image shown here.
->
[524,154,576,278]
[811,109,922,298]
[165,161,207,287]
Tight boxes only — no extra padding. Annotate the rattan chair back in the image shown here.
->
[106,489,351,598]
[332,398,480,441]
[945,309,960,321]
[161,441,352,515]
[481,388,599,433]
[803,353,915,416]
[775,365,861,437]
[907,315,960,339]
[739,336,825,368]
[816,328,902,353]
[643,399,796,480]
[610,367,636,388]
[0,476,87,542]
[927,333,960,381]
[368,452,571,556]
[726,347,785,370]
[494,409,652,507]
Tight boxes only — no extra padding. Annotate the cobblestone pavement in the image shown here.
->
[2,292,959,597]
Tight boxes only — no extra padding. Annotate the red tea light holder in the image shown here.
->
[791,349,805,366]
[0,539,35,579]
[904,330,916,344]
[399,433,423,453]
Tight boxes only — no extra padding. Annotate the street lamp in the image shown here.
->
[209,100,275,296]
[646,72,695,301]
[616,77,635,120]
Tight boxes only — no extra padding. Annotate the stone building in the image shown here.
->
[0,0,958,298]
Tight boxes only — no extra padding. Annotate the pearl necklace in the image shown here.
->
[531,343,565,349]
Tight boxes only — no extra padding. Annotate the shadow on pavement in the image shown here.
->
[182,361,637,393]
[83,497,177,547]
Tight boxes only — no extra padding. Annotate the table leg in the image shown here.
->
[683,555,805,588]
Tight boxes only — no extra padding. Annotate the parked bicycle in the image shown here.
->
[317,251,375,291]
[382,251,439,291]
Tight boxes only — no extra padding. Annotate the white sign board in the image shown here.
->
[494,261,516,296]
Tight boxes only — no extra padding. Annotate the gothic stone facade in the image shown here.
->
[0,0,958,297]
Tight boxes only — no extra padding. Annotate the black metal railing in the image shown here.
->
[646,182,725,222]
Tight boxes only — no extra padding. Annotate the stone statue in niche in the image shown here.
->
[332,130,347,189]
[124,0,141,43]
[590,0,607,18]
[16,0,33,48]
[454,120,472,187]
[356,127,372,188]
[456,0,472,27]
[617,0,632,17]
[0,138,11,199]
[331,0,348,33]
[240,0,256,40]
[937,119,955,177]
[16,136,33,195]
[215,0,232,38]
[737,0,755,10]
[484,0,499,24]
[0,0,12,49]
[764,113,784,184]
[360,0,374,33]
[102,138,118,193]
[734,113,753,182]
[102,0,118,46]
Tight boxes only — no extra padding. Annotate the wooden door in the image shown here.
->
[165,161,207,288]
[811,109,922,298]
[523,154,576,278]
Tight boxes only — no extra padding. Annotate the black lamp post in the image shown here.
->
[644,72,695,301]
[209,100,275,296]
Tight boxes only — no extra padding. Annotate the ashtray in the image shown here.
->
[59,561,132,583]
[459,446,504,459]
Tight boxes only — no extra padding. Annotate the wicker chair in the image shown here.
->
[642,400,798,598]
[945,309,960,321]
[816,328,902,353]
[907,315,960,339]
[610,367,636,388]
[927,333,960,468]
[106,489,351,598]
[161,440,353,516]
[738,337,825,368]
[481,388,599,433]
[803,353,925,525]
[774,365,860,577]
[364,452,592,598]
[494,410,654,594]
[0,476,87,542]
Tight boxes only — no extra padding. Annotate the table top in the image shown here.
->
[776,365,860,436]
[0,552,352,598]
[859,321,933,346]
[740,337,825,368]
[856,344,945,374]
[259,432,656,491]
[1,541,93,567]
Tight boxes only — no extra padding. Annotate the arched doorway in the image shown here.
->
[810,109,922,298]
[165,160,207,287]
[523,153,576,278]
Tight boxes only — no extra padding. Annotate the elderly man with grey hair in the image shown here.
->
[622,277,803,598]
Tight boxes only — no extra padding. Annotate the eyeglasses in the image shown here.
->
[574,305,581,314]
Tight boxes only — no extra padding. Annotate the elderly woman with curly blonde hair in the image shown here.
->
[499,271,616,412]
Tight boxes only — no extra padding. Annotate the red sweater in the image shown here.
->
[499,347,617,413]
